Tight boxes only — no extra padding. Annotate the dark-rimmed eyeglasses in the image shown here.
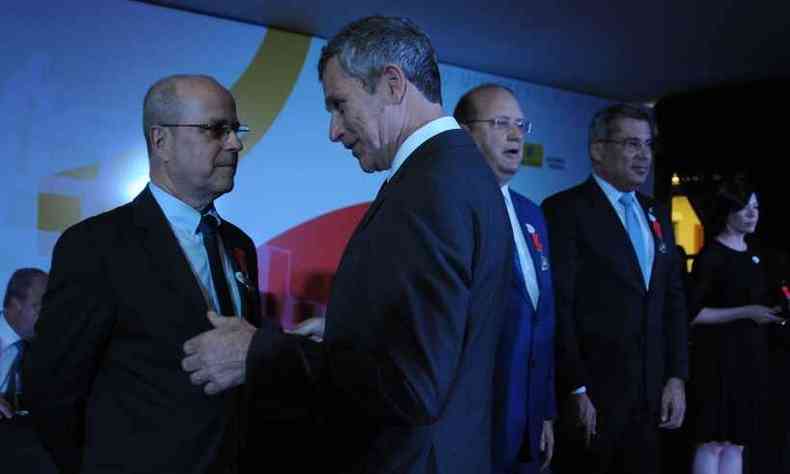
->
[157,122,250,141]
[597,137,656,154]
[466,117,532,134]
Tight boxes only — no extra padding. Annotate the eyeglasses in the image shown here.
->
[597,137,656,154]
[466,117,533,134]
[157,122,250,141]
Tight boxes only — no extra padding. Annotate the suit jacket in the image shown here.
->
[246,129,513,473]
[541,177,688,433]
[23,187,261,474]
[493,190,556,473]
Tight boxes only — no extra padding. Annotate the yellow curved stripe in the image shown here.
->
[38,193,81,231]
[231,28,311,159]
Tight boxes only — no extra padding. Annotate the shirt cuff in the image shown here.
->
[572,386,587,395]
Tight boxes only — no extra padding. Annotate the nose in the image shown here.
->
[225,130,244,152]
[329,113,343,143]
[507,124,525,141]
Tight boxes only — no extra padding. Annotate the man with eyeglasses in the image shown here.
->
[454,84,556,474]
[23,74,263,474]
[541,104,688,474]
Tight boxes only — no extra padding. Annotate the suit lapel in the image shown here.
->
[218,226,260,325]
[131,187,209,322]
[583,179,646,293]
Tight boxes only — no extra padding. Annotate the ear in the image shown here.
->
[380,64,407,105]
[149,126,168,157]
[589,141,604,165]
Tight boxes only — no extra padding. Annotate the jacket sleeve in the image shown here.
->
[22,223,116,474]
[541,196,589,396]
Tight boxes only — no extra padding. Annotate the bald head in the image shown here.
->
[453,84,517,126]
[454,84,526,186]
[142,74,242,210]
[142,74,228,154]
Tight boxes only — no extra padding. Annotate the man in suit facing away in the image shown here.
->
[454,84,557,474]
[181,16,514,474]
[541,104,688,474]
[23,75,262,474]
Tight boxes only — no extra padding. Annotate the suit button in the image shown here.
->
[529,358,536,368]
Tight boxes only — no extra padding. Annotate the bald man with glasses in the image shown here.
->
[24,74,264,474]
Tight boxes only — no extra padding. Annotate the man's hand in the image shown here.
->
[659,377,685,429]
[540,419,554,471]
[573,392,597,447]
[182,311,255,395]
[284,317,325,342]
[0,396,13,419]
[748,305,784,325]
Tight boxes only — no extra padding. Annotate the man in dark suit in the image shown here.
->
[0,268,57,474]
[23,75,261,474]
[455,84,557,474]
[181,17,513,474]
[541,104,688,474]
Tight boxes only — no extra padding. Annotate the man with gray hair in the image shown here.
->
[24,74,263,474]
[182,16,513,473]
[542,104,688,474]
[1,268,47,419]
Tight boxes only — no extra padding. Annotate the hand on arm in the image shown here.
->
[692,305,782,326]
[182,311,256,395]
[284,317,325,342]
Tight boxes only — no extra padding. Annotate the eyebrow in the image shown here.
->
[324,96,345,112]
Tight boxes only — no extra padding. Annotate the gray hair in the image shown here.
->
[589,103,656,145]
[318,16,442,104]
[3,268,47,309]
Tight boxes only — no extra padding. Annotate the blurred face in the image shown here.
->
[591,118,653,192]
[322,57,395,173]
[464,88,526,186]
[727,193,759,234]
[8,276,47,340]
[160,80,243,206]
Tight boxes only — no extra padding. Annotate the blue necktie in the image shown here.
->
[619,194,650,285]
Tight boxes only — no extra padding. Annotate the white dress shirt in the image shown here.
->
[0,311,22,393]
[149,182,242,317]
[501,185,540,309]
[386,116,461,182]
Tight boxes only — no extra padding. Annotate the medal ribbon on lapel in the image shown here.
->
[525,223,550,271]
[647,208,668,254]
[232,248,254,291]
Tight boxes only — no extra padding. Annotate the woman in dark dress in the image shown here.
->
[688,180,784,474]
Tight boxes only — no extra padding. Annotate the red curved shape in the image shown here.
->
[256,202,369,328]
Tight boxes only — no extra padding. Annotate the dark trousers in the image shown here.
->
[0,416,57,474]
[554,402,661,474]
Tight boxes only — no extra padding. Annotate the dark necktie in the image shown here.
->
[197,210,235,317]
[3,340,24,404]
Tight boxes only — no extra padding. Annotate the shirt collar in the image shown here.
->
[593,173,635,209]
[0,311,20,347]
[386,116,460,182]
[148,182,222,235]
